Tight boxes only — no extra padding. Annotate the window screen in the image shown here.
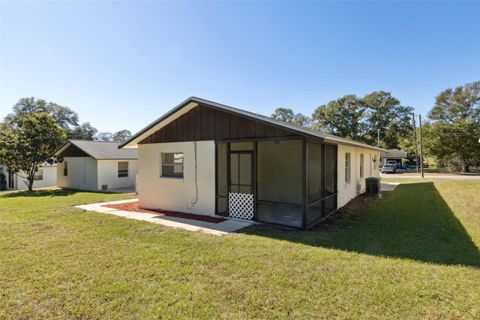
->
[63,161,68,176]
[118,161,129,178]
[345,153,351,184]
[34,169,43,181]
[162,153,184,178]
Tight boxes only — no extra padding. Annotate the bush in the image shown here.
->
[0,173,6,190]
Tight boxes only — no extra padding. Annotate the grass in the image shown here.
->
[402,167,480,175]
[1,181,479,319]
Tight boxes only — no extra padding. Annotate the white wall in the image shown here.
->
[97,160,137,190]
[16,164,58,190]
[337,145,380,208]
[137,141,216,216]
[57,157,98,191]
[1,163,57,190]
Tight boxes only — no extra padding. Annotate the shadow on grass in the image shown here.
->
[0,188,80,198]
[242,182,480,267]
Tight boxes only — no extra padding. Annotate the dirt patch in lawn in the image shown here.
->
[312,194,381,232]
[104,202,227,224]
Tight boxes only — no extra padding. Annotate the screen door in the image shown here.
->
[228,151,254,220]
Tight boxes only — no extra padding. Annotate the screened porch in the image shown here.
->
[215,138,338,229]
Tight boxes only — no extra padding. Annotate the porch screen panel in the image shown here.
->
[325,144,337,196]
[257,140,303,228]
[307,202,322,225]
[216,143,228,215]
[308,142,323,202]
[230,142,253,151]
[324,144,338,216]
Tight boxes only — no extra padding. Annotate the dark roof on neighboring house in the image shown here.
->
[55,140,137,160]
[120,96,385,151]
[380,149,408,159]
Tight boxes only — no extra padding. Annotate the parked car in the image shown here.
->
[381,163,396,173]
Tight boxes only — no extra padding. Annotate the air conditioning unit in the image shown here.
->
[102,184,109,191]
[365,177,381,197]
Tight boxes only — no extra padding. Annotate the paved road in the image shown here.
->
[380,173,480,180]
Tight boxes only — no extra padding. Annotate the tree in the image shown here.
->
[4,97,79,133]
[96,132,113,142]
[70,122,98,140]
[362,91,414,149]
[271,107,310,127]
[428,81,480,172]
[0,113,66,191]
[311,95,366,140]
[112,129,132,142]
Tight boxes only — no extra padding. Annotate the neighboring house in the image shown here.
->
[380,149,408,168]
[120,97,383,229]
[54,140,138,191]
[0,163,57,190]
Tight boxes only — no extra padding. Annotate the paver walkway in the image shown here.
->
[75,199,254,236]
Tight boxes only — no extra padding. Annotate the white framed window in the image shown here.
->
[63,161,68,176]
[360,153,364,178]
[34,169,43,181]
[345,153,351,184]
[161,153,184,178]
[118,161,129,178]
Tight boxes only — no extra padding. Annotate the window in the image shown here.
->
[360,153,364,178]
[34,169,43,181]
[118,161,129,177]
[162,153,184,178]
[63,161,68,176]
[345,153,351,184]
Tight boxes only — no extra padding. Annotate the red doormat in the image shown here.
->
[104,202,226,224]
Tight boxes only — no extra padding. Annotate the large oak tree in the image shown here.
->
[428,81,480,172]
[0,113,66,191]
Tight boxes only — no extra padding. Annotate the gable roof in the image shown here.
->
[120,96,384,151]
[55,140,137,160]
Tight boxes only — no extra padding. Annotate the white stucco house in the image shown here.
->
[120,97,382,229]
[54,140,138,191]
[0,163,57,190]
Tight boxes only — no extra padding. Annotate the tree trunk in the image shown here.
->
[27,177,34,191]
[462,162,470,173]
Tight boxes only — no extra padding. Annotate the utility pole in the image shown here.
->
[412,113,419,173]
[377,128,380,147]
[419,114,424,178]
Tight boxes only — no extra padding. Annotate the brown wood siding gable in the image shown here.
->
[59,144,91,157]
[139,104,300,144]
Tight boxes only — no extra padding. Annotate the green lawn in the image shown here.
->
[1,181,479,319]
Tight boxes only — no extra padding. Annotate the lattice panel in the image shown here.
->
[228,192,254,220]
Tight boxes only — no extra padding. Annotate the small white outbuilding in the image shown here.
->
[0,163,57,190]
[54,140,137,192]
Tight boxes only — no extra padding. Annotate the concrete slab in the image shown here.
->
[381,182,400,192]
[74,199,255,236]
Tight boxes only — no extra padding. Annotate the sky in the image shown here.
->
[1,1,479,134]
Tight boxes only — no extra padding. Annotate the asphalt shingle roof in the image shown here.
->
[68,140,137,159]
[120,96,385,151]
